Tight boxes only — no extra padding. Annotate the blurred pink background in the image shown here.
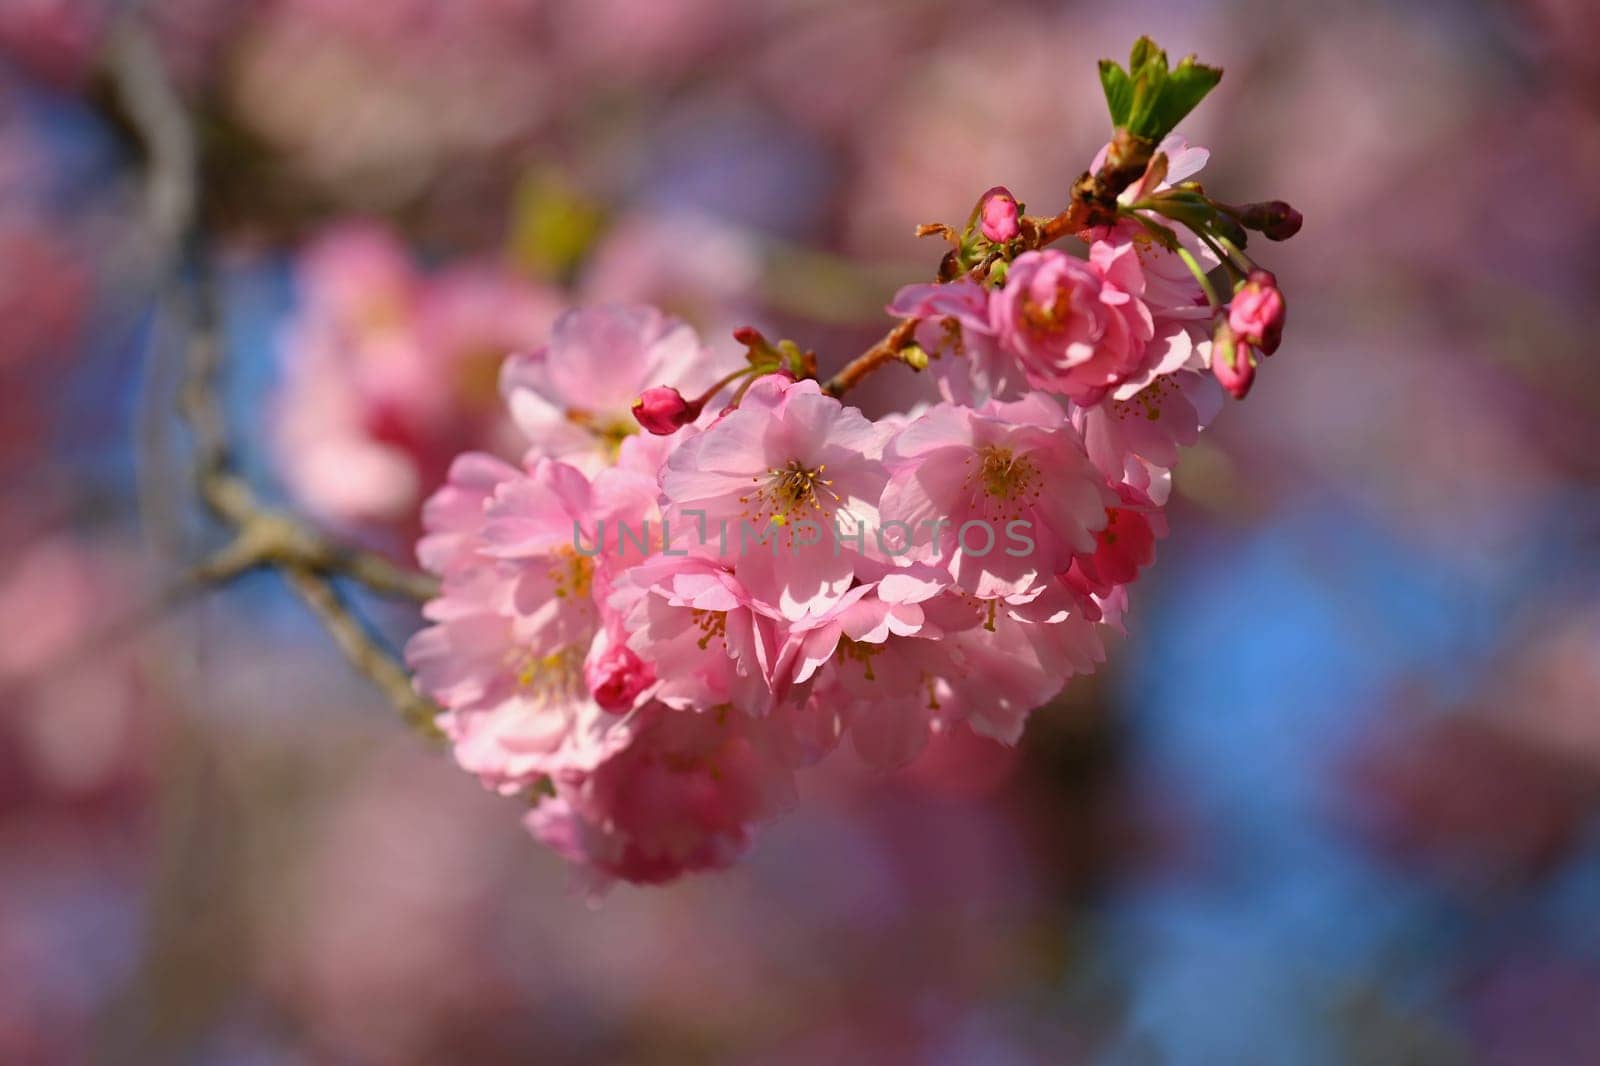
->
[3,1,1599,1063]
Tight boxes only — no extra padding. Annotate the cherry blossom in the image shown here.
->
[398,38,1302,886]
[500,305,735,475]
[660,375,889,618]
[880,395,1115,598]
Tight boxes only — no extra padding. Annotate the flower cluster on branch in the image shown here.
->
[406,39,1302,889]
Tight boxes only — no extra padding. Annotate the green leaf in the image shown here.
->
[1099,59,1133,127]
[1128,36,1160,72]
[1148,54,1223,136]
[1097,38,1224,144]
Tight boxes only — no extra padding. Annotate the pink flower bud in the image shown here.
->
[631,386,700,435]
[1228,269,1285,356]
[585,639,655,713]
[979,186,1021,243]
[1211,320,1256,399]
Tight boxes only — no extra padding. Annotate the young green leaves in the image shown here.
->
[1098,37,1223,145]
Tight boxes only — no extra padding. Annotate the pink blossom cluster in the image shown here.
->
[405,134,1290,888]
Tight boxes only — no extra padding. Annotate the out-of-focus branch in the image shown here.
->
[108,23,441,736]
[281,567,441,734]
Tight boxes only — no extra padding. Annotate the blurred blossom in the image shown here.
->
[229,0,550,210]
[0,0,111,88]
[0,534,155,809]
[1337,603,1600,890]
[0,219,90,371]
[258,743,533,1063]
[0,95,94,373]
[847,5,1217,257]
[269,223,561,546]
[0,533,157,1064]
[578,210,766,342]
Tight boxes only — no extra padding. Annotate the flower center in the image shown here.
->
[1109,375,1175,423]
[689,608,728,650]
[1021,288,1078,338]
[547,546,594,599]
[835,637,883,681]
[969,444,1041,503]
[740,459,837,524]
[511,646,587,704]
[564,407,638,459]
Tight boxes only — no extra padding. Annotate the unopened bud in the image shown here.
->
[631,386,701,435]
[978,186,1021,243]
[1228,269,1285,356]
[1239,200,1303,241]
[585,640,654,712]
[733,325,780,365]
[1211,319,1256,399]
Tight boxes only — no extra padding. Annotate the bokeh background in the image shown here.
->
[4,1,1600,1063]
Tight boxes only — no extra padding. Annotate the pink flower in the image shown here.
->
[631,385,700,435]
[990,245,1155,403]
[660,375,888,618]
[1078,134,1219,399]
[406,458,642,792]
[888,278,1022,405]
[526,701,796,889]
[500,305,736,474]
[609,553,785,717]
[979,185,1020,243]
[1082,216,1215,318]
[1090,133,1212,205]
[405,568,626,793]
[1228,269,1286,355]
[583,623,655,713]
[414,452,520,575]
[788,572,1113,762]
[1065,485,1168,596]
[879,395,1115,598]
[785,575,972,768]
[1210,320,1256,399]
[1072,370,1223,505]
[942,583,1110,744]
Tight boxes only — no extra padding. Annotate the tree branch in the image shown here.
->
[821,156,1139,400]
[108,22,441,735]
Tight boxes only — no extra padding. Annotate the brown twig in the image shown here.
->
[108,22,441,735]
[281,567,442,736]
[820,319,919,398]
[821,151,1144,400]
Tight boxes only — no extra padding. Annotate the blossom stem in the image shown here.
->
[821,319,919,398]
[822,137,1145,400]
[724,370,765,410]
[1214,235,1258,277]
[1196,230,1248,284]
[693,365,761,407]
[1175,245,1222,311]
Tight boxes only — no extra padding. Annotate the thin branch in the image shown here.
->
[108,20,441,734]
[282,568,443,737]
[822,156,1142,400]
[820,319,918,398]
